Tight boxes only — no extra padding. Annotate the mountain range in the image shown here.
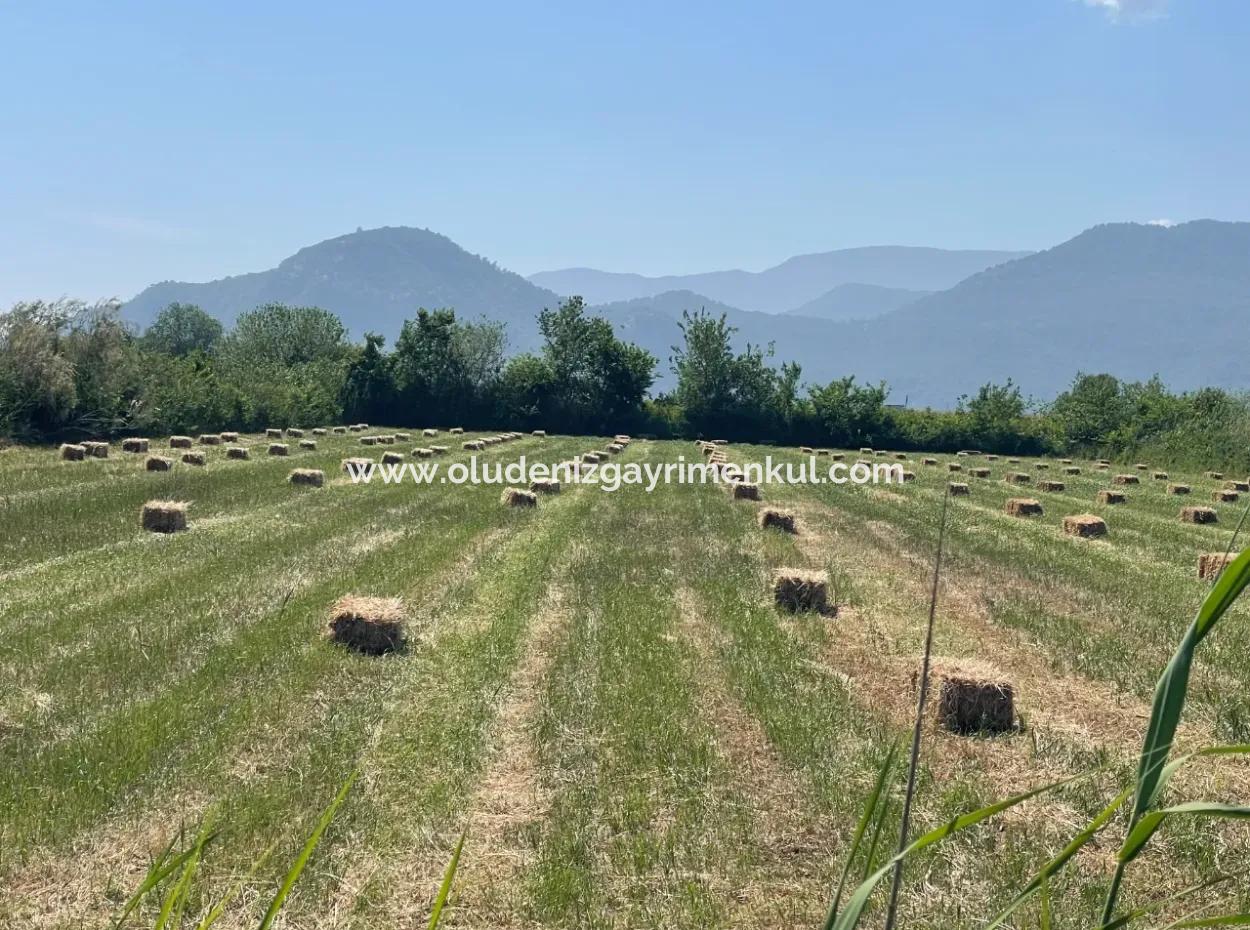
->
[123,220,1250,407]
[528,245,1025,313]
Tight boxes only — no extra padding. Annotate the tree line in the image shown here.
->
[3,296,1249,471]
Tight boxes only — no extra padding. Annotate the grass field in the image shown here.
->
[2,431,1250,928]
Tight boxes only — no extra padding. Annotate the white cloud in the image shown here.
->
[1081,0,1169,22]
[1146,218,1177,227]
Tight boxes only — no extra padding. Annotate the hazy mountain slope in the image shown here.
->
[529,246,1028,312]
[814,220,1250,405]
[124,227,561,343]
[783,282,931,321]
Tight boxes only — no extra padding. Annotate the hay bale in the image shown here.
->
[286,428,304,438]
[1198,552,1238,580]
[607,443,624,454]
[122,438,149,453]
[82,441,109,458]
[333,426,348,434]
[1035,462,1050,470]
[378,435,396,445]
[348,424,364,432]
[1037,480,1065,493]
[1182,506,1219,524]
[529,479,561,494]
[226,446,250,460]
[1167,484,1191,496]
[266,429,282,439]
[423,428,439,437]
[582,451,602,463]
[450,427,464,434]
[430,445,449,455]
[141,500,188,534]
[1064,466,1081,475]
[169,435,193,449]
[342,457,372,472]
[220,431,239,442]
[464,440,485,451]
[356,423,369,429]
[936,672,1015,734]
[181,451,206,466]
[1097,490,1127,505]
[299,439,317,450]
[1213,490,1239,503]
[772,569,830,614]
[394,432,410,441]
[532,429,547,437]
[1063,514,1107,538]
[413,447,433,458]
[985,454,998,461]
[360,436,378,446]
[758,508,797,533]
[289,468,325,487]
[198,434,222,445]
[1098,459,1111,465]
[948,463,962,472]
[1112,474,1139,485]
[327,595,405,655]
[901,471,916,482]
[895,452,908,460]
[381,451,404,465]
[1206,471,1224,480]
[60,443,86,461]
[1096,463,1110,470]
[948,482,970,496]
[268,443,289,456]
[799,445,815,454]
[970,467,991,478]
[1135,463,1148,470]
[923,457,938,466]
[1005,498,1043,517]
[313,428,327,436]
[1153,471,1169,481]
[1005,472,1031,485]
[145,454,173,471]
[1007,458,1021,464]
[501,486,538,508]
[1226,480,1250,492]
[729,481,761,501]
[860,447,873,454]
[1060,458,1073,465]
[831,453,845,461]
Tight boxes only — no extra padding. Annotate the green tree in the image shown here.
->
[143,303,224,357]
[1049,373,1130,446]
[341,333,396,423]
[808,376,889,447]
[959,379,1027,450]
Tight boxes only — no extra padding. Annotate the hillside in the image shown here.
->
[821,220,1250,405]
[528,246,1027,313]
[124,227,560,342]
[783,282,931,321]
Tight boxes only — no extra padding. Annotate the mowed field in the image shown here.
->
[3,431,1250,929]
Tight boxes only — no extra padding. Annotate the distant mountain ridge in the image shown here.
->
[528,245,1027,313]
[125,226,560,342]
[121,220,1250,407]
[783,282,931,321]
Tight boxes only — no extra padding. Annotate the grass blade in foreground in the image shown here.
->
[256,768,358,930]
[1102,546,1250,923]
[428,827,467,929]
[821,742,898,929]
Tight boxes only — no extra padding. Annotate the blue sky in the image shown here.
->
[1,0,1246,306]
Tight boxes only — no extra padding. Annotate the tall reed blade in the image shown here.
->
[883,486,951,930]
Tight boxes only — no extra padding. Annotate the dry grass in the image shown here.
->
[1004,498,1043,517]
[1062,514,1108,538]
[772,569,830,614]
[140,500,189,534]
[501,487,538,508]
[758,508,797,533]
[326,595,406,655]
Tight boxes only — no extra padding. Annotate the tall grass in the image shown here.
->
[824,515,1250,928]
